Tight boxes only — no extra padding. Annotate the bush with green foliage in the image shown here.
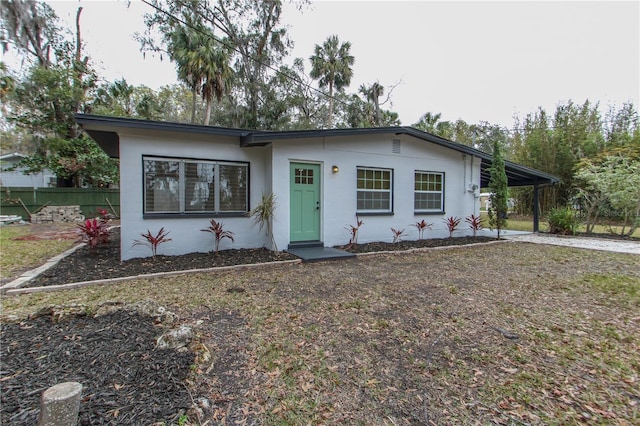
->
[547,207,580,235]
[574,148,640,236]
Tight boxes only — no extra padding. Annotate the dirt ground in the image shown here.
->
[2,240,639,425]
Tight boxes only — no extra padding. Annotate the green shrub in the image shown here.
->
[547,207,580,235]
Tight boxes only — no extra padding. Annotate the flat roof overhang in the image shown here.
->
[241,126,560,188]
[75,114,261,158]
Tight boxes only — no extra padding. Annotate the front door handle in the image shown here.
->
[316,201,320,210]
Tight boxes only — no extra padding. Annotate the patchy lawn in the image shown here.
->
[2,242,639,424]
[0,223,78,284]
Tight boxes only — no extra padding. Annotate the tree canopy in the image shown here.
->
[309,34,354,128]
[1,1,117,187]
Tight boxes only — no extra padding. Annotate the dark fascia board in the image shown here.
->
[75,113,257,138]
[75,113,266,158]
[246,126,560,186]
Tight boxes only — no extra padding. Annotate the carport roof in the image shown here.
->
[75,114,559,188]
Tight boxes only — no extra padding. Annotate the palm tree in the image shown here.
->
[169,21,233,126]
[359,82,384,126]
[309,35,354,128]
[413,112,443,133]
[200,43,233,126]
[169,24,203,124]
[108,78,135,115]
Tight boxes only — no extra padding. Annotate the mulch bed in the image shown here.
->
[25,228,298,288]
[342,235,496,253]
[24,227,496,288]
[0,308,195,425]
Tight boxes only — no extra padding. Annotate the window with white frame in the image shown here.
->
[357,167,393,213]
[414,171,444,212]
[143,156,248,214]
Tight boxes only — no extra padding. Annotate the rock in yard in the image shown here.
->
[157,325,193,350]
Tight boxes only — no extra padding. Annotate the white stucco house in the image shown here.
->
[0,152,56,188]
[76,114,558,260]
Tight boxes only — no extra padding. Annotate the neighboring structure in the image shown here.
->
[76,114,558,260]
[0,152,56,188]
[479,193,515,212]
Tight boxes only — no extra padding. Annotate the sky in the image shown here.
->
[4,0,639,129]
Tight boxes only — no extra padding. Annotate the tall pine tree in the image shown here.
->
[488,140,509,238]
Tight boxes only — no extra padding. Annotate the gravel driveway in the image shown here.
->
[503,233,640,254]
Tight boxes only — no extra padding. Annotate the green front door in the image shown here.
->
[290,162,321,242]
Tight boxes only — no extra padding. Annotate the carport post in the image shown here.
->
[533,182,540,233]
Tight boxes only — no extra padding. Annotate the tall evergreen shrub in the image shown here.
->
[488,140,509,238]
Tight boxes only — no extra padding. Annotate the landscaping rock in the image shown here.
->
[157,325,194,350]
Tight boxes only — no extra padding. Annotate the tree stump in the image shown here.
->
[37,382,82,426]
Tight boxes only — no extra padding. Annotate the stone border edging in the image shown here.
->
[1,243,87,294]
[3,259,303,295]
[2,239,509,296]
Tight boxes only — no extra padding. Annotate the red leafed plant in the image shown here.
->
[201,219,235,253]
[412,219,433,240]
[96,208,112,221]
[345,216,364,248]
[465,214,483,238]
[443,216,461,238]
[132,227,172,258]
[77,218,110,249]
[391,227,406,243]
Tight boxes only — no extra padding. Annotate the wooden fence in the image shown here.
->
[0,187,120,220]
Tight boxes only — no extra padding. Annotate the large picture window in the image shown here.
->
[143,156,248,215]
[357,167,393,213]
[414,171,444,213]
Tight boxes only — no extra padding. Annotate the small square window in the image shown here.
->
[357,167,393,213]
[414,171,444,213]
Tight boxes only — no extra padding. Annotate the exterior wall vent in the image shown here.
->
[392,139,401,154]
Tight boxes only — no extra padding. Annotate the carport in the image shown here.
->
[477,158,559,232]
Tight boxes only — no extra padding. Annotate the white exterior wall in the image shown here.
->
[119,129,269,260]
[117,129,481,260]
[270,134,481,250]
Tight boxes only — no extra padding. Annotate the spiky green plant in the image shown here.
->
[249,192,278,251]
